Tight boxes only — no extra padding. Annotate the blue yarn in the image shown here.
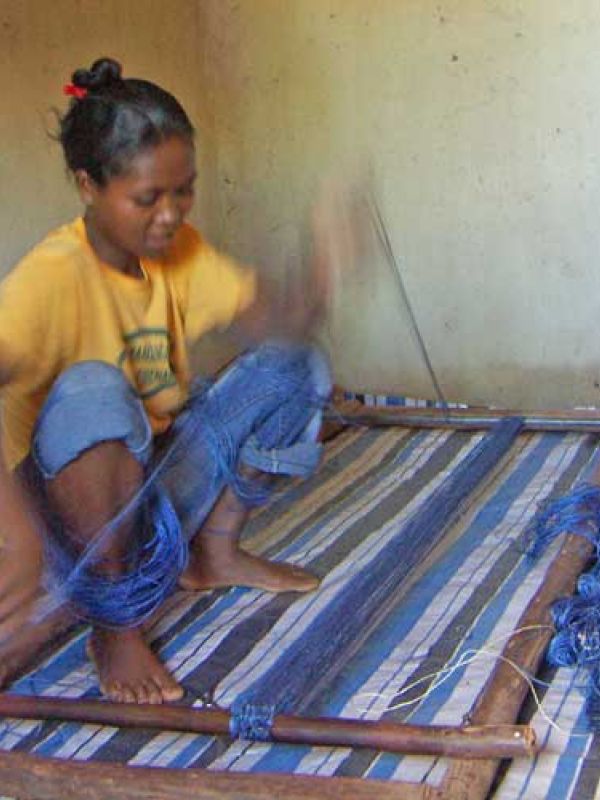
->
[548,596,600,666]
[527,483,600,727]
[578,567,600,599]
[232,417,524,716]
[41,348,326,629]
[229,702,276,742]
[527,483,600,559]
[48,483,187,628]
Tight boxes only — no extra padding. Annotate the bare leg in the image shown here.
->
[0,605,75,687]
[47,442,183,704]
[180,469,319,594]
[0,463,58,685]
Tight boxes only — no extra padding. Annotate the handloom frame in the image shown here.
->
[1,403,598,800]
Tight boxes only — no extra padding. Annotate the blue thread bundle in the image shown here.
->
[42,347,326,630]
[528,483,600,559]
[230,418,524,725]
[229,703,275,742]
[529,483,600,726]
[548,591,600,667]
[47,483,187,628]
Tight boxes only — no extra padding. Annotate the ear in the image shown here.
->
[74,170,98,206]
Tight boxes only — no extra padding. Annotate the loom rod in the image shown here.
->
[330,405,600,432]
[0,693,536,759]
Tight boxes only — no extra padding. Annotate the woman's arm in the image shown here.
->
[0,357,44,643]
[232,182,359,344]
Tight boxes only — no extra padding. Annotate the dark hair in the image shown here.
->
[59,57,194,186]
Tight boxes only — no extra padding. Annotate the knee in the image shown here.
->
[47,440,144,530]
[55,440,143,487]
[32,361,152,480]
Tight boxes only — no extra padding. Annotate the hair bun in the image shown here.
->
[71,57,123,91]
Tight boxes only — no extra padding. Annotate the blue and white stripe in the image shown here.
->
[1,425,598,799]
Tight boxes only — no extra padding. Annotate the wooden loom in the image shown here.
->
[0,402,598,800]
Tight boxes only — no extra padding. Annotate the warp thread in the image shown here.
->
[231,417,524,717]
[528,482,600,725]
[229,702,276,742]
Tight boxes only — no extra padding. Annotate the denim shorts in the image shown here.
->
[27,343,331,539]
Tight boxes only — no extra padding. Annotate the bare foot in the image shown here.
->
[87,628,183,704]
[180,482,320,594]
[179,549,320,593]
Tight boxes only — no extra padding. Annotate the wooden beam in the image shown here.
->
[0,750,442,800]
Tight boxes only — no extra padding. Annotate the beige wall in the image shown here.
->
[0,0,209,262]
[2,1,600,407]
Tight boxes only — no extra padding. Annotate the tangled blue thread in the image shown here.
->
[527,483,600,726]
[47,483,187,628]
[229,702,276,742]
[40,345,327,629]
[548,597,600,666]
[527,483,600,559]
[578,567,600,599]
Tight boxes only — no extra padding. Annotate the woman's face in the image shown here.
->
[79,136,196,272]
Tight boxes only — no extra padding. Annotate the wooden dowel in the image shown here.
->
[272,717,536,759]
[0,693,536,759]
[330,405,600,432]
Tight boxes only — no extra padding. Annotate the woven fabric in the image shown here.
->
[1,425,598,799]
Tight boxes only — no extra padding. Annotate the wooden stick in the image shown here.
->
[0,693,536,759]
[330,404,600,432]
[0,751,445,800]
[441,532,595,800]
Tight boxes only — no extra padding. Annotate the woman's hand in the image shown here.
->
[235,179,367,344]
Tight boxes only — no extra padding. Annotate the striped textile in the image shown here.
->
[343,390,469,409]
[1,424,600,799]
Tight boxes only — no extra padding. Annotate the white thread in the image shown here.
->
[353,624,592,739]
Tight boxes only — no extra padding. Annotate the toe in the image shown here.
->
[295,571,320,592]
[120,685,137,704]
[162,684,184,702]
[145,680,164,705]
[157,676,184,702]
[104,680,124,702]
[134,682,150,704]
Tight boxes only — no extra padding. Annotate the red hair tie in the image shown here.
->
[63,83,88,100]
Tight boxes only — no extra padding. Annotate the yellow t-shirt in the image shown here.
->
[0,218,256,469]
